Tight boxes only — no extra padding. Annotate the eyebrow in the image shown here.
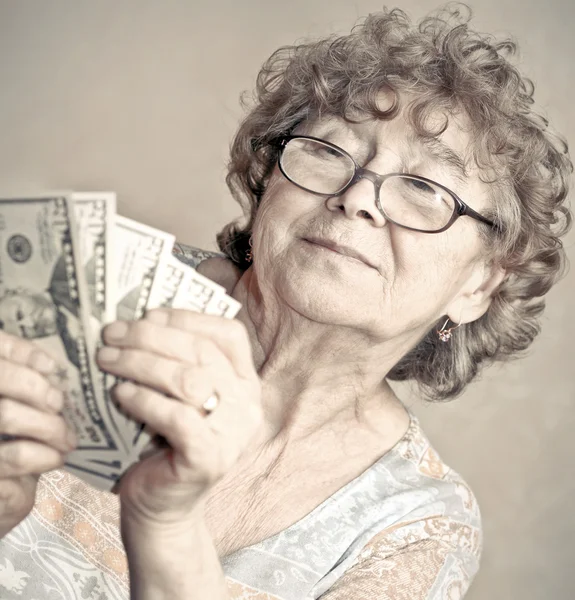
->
[408,133,468,185]
[310,120,363,146]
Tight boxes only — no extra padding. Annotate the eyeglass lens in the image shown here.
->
[280,137,456,231]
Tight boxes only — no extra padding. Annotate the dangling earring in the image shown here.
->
[245,237,254,262]
[437,318,461,342]
[437,302,464,342]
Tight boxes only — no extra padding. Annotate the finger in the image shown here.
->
[114,382,263,482]
[0,440,65,477]
[0,398,76,453]
[0,331,58,375]
[0,359,64,413]
[97,346,232,406]
[112,382,209,452]
[102,319,218,365]
[144,309,256,380]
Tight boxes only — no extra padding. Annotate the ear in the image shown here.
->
[446,263,507,324]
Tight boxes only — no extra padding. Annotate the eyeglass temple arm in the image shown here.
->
[458,201,498,230]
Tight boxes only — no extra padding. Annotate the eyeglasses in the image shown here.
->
[276,135,497,234]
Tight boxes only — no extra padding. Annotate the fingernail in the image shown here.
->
[104,321,129,341]
[32,352,57,374]
[145,309,168,325]
[115,381,137,400]
[97,346,121,363]
[47,387,64,411]
[66,429,78,450]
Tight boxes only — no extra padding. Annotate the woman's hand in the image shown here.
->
[97,309,264,527]
[0,331,76,537]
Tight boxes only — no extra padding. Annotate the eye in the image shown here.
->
[16,309,25,321]
[309,144,346,160]
[409,178,435,193]
[322,146,345,157]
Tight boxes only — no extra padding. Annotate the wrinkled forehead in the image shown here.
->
[299,95,505,185]
[299,113,471,176]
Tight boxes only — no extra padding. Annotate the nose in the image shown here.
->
[325,174,387,226]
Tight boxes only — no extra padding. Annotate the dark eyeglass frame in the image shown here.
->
[275,135,497,234]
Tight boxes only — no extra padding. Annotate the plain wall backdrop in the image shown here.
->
[0,1,573,598]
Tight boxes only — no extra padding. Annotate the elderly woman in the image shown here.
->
[0,5,571,600]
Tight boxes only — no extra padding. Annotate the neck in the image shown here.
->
[231,267,416,444]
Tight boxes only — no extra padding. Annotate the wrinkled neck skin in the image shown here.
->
[231,266,417,449]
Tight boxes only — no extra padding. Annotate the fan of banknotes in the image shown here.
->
[0,193,240,491]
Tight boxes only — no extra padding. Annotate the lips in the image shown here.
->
[304,237,375,268]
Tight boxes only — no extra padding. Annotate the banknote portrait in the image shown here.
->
[0,255,83,367]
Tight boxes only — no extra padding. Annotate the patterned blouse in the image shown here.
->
[0,245,482,600]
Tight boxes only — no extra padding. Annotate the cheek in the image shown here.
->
[252,202,288,261]
[254,178,319,255]
[394,228,481,312]
[389,232,461,301]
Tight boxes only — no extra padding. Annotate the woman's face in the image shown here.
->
[252,108,497,341]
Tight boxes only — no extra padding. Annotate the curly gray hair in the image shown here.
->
[216,4,572,401]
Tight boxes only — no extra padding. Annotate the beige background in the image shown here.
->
[0,1,573,598]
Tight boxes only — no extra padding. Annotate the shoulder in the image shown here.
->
[172,242,243,294]
[317,419,482,599]
[386,415,482,536]
[368,418,482,591]
[320,510,482,599]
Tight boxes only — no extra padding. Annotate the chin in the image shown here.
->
[275,272,369,325]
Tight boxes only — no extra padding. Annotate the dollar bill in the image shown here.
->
[171,267,226,312]
[0,195,125,490]
[147,255,240,316]
[71,192,117,332]
[111,216,175,447]
[146,254,188,309]
[71,192,133,465]
[172,268,240,317]
[114,215,175,321]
